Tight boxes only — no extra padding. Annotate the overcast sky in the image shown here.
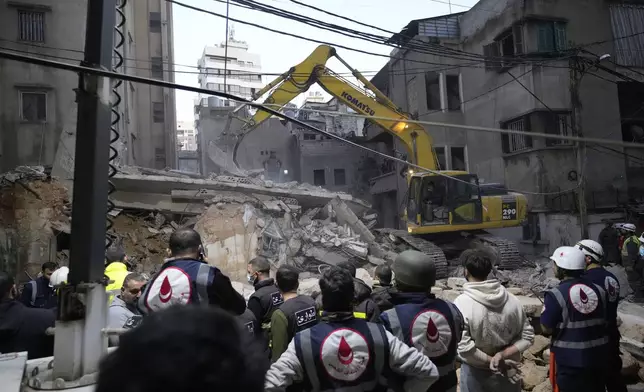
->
[172,0,480,123]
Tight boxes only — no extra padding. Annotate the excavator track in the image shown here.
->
[376,229,449,279]
[473,233,523,270]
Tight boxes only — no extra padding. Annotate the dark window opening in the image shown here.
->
[153,102,164,123]
[483,24,524,70]
[522,213,542,241]
[20,91,47,122]
[451,147,466,171]
[425,71,441,110]
[334,169,346,186]
[435,147,446,170]
[501,116,532,153]
[313,169,326,186]
[537,21,567,53]
[151,57,163,78]
[445,75,460,111]
[149,12,161,32]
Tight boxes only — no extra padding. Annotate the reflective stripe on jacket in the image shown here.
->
[294,317,390,391]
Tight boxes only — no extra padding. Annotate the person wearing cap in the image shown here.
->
[541,246,609,392]
[577,240,626,392]
[380,250,464,392]
[619,223,639,266]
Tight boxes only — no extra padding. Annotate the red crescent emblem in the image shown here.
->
[338,337,354,365]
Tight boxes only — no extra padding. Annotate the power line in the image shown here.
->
[0,48,587,196]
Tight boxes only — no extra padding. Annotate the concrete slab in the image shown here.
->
[0,352,27,392]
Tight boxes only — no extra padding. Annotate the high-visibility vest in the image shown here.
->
[622,236,641,257]
[547,279,609,368]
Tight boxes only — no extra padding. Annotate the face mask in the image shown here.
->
[247,273,255,285]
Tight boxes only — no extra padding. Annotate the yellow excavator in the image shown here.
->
[228,45,528,274]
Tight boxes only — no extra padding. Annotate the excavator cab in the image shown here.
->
[407,172,483,227]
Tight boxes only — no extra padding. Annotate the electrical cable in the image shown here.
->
[0,48,613,196]
[106,0,126,250]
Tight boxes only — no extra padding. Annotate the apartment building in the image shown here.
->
[0,0,177,174]
[368,0,644,252]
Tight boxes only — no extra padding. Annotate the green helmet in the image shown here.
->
[393,250,436,291]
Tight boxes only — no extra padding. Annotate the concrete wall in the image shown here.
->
[177,150,200,174]
[197,107,298,178]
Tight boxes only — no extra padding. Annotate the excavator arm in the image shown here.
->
[231,45,439,171]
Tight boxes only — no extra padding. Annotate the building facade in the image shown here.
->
[195,36,263,109]
[0,0,177,174]
[177,120,197,151]
[368,0,644,252]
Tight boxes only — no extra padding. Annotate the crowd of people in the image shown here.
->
[0,225,634,392]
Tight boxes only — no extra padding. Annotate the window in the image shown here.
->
[545,112,572,146]
[537,21,567,53]
[451,147,466,171]
[149,12,161,32]
[502,117,532,153]
[152,102,164,123]
[522,213,541,241]
[151,57,163,78]
[334,169,346,186]
[435,147,447,169]
[247,61,254,66]
[483,24,524,70]
[434,146,468,170]
[313,169,326,186]
[20,91,47,122]
[445,74,461,111]
[425,72,440,110]
[18,10,45,42]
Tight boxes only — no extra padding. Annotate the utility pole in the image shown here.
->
[53,0,116,382]
[570,56,589,239]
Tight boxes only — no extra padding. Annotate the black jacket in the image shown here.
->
[598,226,621,264]
[0,300,55,359]
[371,283,396,312]
[353,278,380,323]
[20,276,57,309]
[248,278,283,325]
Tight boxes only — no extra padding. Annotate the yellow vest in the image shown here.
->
[105,262,129,303]
[622,236,641,257]
[318,310,367,319]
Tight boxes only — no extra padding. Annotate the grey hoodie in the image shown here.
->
[107,296,143,346]
[454,280,534,368]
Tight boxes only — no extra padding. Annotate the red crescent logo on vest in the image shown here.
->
[159,276,173,303]
[426,318,440,343]
[569,283,599,315]
[410,310,452,358]
[320,328,370,382]
[604,276,619,302]
[338,337,354,365]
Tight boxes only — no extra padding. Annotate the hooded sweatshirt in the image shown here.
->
[454,280,534,368]
[107,296,143,346]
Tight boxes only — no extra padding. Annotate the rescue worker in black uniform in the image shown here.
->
[338,260,380,322]
[380,250,464,392]
[270,265,318,362]
[264,266,440,391]
[371,264,396,312]
[541,246,609,392]
[577,239,626,392]
[247,256,283,356]
[598,222,622,266]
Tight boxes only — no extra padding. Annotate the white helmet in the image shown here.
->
[49,266,69,287]
[550,246,586,270]
[622,223,636,233]
[575,239,604,262]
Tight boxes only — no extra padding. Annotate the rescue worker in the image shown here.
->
[0,271,56,359]
[107,272,147,346]
[577,239,626,392]
[598,221,621,265]
[380,250,464,392]
[541,246,609,392]
[371,264,396,312]
[270,265,318,362]
[247,256,284,356]
[97,306,269,392]
[138,228,246,315]
[238,307,261,340]
[20,261,58,309]
[264,266,440,391]
[620,223,639,268]
[455,249,534,392]
[338,260,380,322]
[105,246,131,304]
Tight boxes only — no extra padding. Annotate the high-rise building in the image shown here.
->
[0,0,177,173]
[177,121,197,151]
[195,32,264,109]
